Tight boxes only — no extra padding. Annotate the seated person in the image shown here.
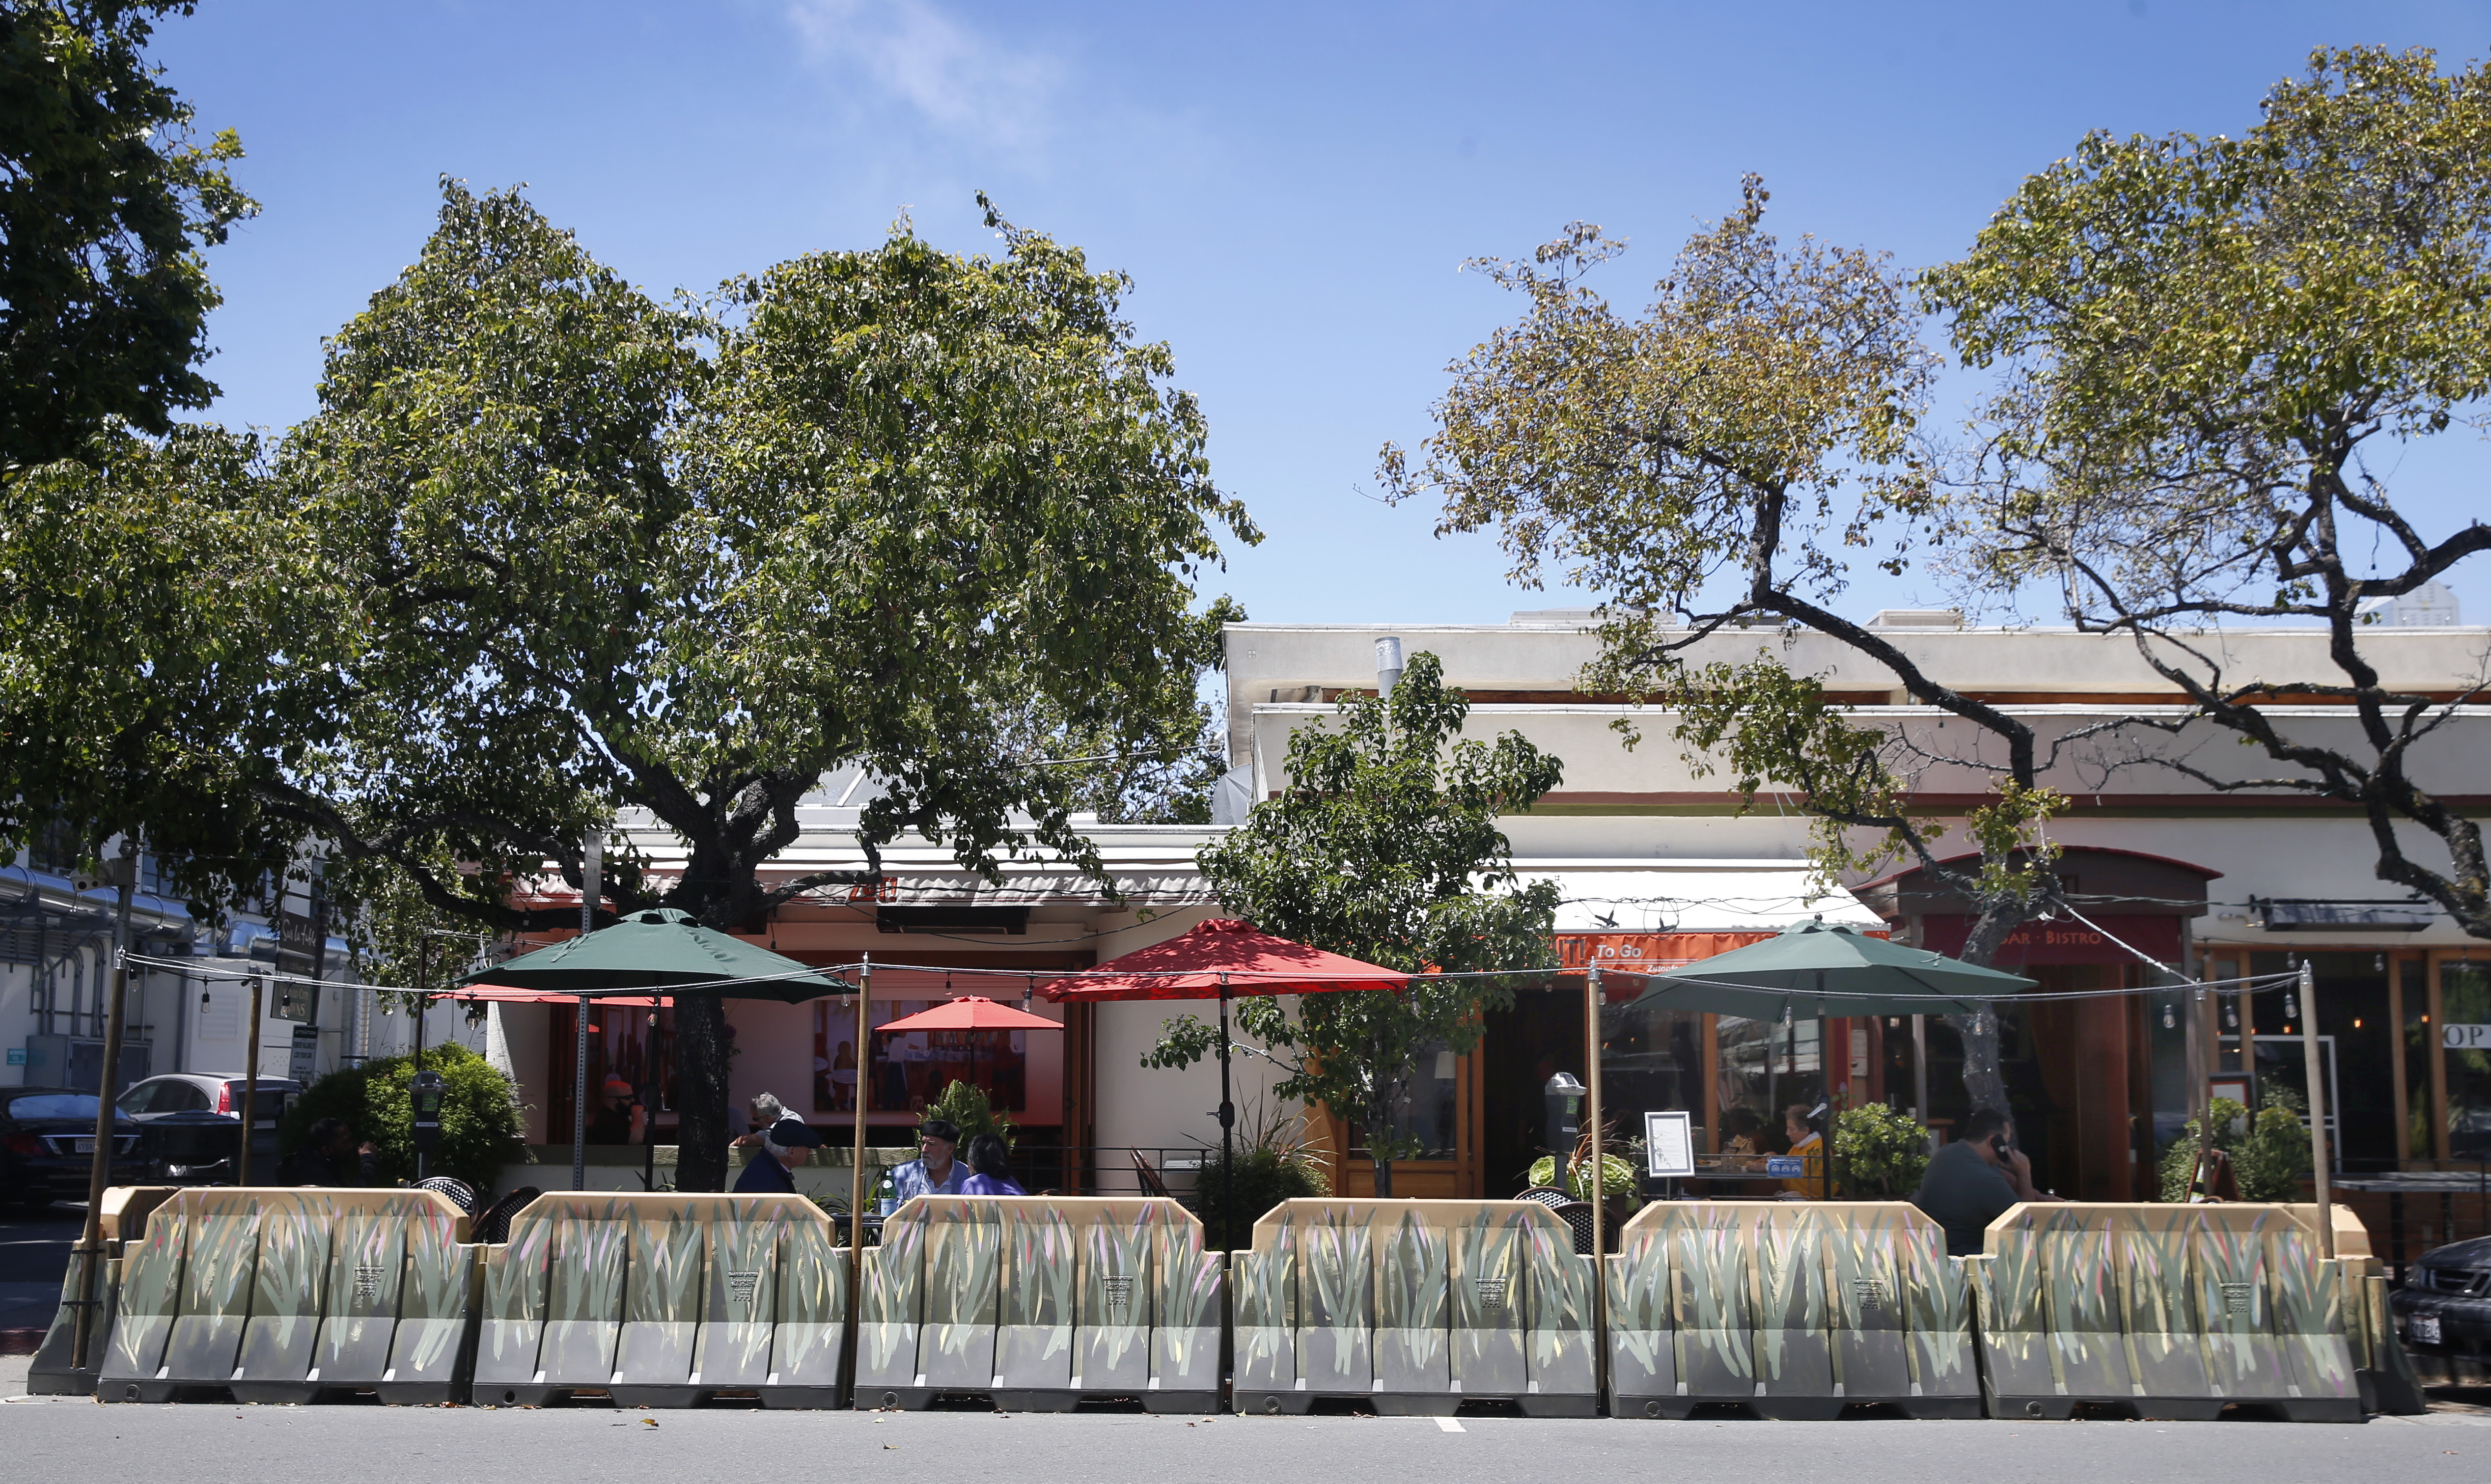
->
[960,1132,1025,1195]
[585,1074,644,1145]
[277,1117,379,1186]
[1777,1103,1825,1196]
[1910,1105,2061,1255]
[732,1115,823,1193]
[890,1117,968,1200]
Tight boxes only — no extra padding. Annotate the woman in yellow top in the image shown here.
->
[1778,1103,1825,1197]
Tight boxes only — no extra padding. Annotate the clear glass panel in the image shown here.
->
[2443,960,2491,1161]
[1351,1041,1458,1159]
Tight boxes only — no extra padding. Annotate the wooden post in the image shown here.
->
[1585,962,1606,1408]
[239,973,264,1186]
[844,955,872,1402]
[70,841,137,1370]
[2300,960,2334,1258]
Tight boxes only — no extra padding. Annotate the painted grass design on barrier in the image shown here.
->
[1522,1211,1593,1388]
[1298,1208,1372,1389]
[773,1212,847,1382]
[861,1207,926,1376]
[1006,1203,1078,1360]
[1893,1218,1974,1394]
[1080,1204,1154,1378]
[1377,1208,1451,1383]
[701,1207,781,1380]
[1753,1206,1827,1386]
[102,1197,188,1379]
[1667,1205,1754,1390]
[242,1193,328,1375]
[1153,1215,1222,1381]
[2265,1225,2353,1400]
[1605,1227,1671,1387]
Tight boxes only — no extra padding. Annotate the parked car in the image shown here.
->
[115,1074,301,1184]
[0,1087,151,1208]
[2391,1234,2491,1359]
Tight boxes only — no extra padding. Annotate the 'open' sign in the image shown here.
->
[2443,1024,2491,1051]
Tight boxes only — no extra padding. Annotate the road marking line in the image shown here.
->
[1434,1416,1466,1432]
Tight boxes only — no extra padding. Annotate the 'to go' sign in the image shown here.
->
[2445,1023,2491,1051]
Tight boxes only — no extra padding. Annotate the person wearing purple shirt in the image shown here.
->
[960,1132,1025,1195]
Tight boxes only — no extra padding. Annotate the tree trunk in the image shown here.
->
[674,995,732,1191]
[1943,1009,2010,1118]
[1367,1107,1394,1198]
[1946,902,2024,1118]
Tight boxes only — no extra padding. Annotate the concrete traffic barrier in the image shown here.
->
[1968,1203,2364,1422]
[1231,1200,1597,1417]
[91,1187,474,1404]
[855,1195,1219,1413]
[471,1192,848,1408]
[1605,1201,1979,1420]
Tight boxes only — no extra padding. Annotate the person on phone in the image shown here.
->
[1911,1106,2060,1255]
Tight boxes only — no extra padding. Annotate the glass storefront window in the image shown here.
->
[1599,998,1703,1155]
[2445,960,2491,1162]
[1715,1012,1820,1153]
[1347,1040,1459,1159]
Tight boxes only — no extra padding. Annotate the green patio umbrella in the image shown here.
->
[458,907,850,1189]
[1622,917,2034,1201]
[1621,917,2035,1017]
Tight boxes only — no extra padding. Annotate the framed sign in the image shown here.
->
[1643,1110,1695,1179]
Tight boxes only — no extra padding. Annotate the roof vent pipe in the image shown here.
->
[1375,635,1404,697]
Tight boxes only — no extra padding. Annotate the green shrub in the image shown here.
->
[1525,1151,1637,1201]
[924,1079,1016,1150]
[1188,1099,1332,1250]
[277,1042,525,1192]
[2156,1085,2313,1203]
[1191,1141,1332,1251]
[1834,1103,1932,1199]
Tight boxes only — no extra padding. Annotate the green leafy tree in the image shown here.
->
[0,424,335,916]
[260,184,1253,1191]
[1926,45,2491,940]
[1144,652,1564,1196]
[277,1042,526,1194]
[1379,185,2071,1112]
[0,1,254,471]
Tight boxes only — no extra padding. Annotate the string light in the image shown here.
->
[2161,1004,2175,1030]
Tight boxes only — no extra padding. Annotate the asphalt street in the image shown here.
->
[0,1391,2483,1484]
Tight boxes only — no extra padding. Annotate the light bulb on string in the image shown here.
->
[2161,1004,2175,1030]
[2284,991,2298,1020]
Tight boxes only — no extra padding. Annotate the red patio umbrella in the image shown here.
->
[875,995,1065,1033]
[1036,918,1409,1001]
[1038,919,1409,1234]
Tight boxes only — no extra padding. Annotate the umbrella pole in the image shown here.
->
[1218,971,1234,1403]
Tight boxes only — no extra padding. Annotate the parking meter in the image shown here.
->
[411,1069,446,1179]
[1543,1071,1585,1164]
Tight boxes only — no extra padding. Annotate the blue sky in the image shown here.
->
[156,0,2491,626]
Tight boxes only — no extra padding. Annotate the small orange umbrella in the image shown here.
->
[875,995,1063,1033]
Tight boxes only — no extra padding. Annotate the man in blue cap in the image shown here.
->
[733,1115,824,1194]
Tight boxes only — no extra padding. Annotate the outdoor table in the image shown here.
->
[2330,1170,2491,1282]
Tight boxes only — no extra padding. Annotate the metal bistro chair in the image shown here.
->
[1132,1149,1177,1201]
[1520,1186,1600,1256]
